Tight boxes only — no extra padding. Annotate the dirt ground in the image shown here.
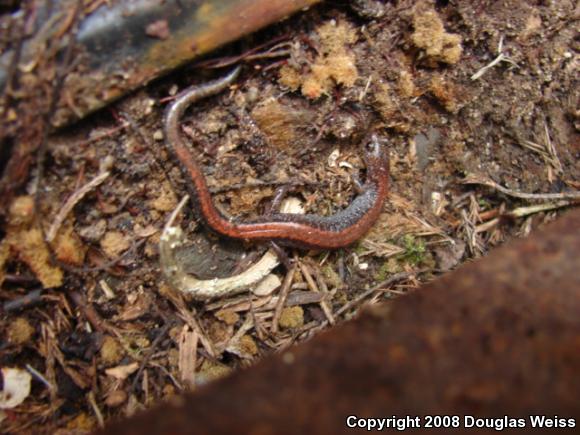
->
[1,0,579,432]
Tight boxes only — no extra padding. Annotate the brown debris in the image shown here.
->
[0,241,9,286]
[411,6,462,65]
[278,306,304,329]
[51,223,87,266]
[215,309,240,325]
[237,335,258,356]
[7,196,35,227]
[6,227,63,288]
[6,317,35,345]
[100,336,126,367]
[149,182,178,212]
[105,390,128,408]
[178,326,198,389]
[197,361,232,385]
[429,74,460,113]
[100,231,131,259]
[105,363,139,381]
[279,20,359,98]
[251,99,310,150]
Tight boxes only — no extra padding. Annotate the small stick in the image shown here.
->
[475,200,574,233]
[3,289,43,312]
[131,321,173,393]
[87,391,104,429]
[471,36,518,80]
[209,180,322,194]
[450,208,501,228]
[271,263,297,334]
[248,293,266,341]
[25,364,56,393]
[462,174,580,200]
[299,262,335,325]
[74,121,129,147]
[178,325,198,389]
[194,35,291,68]
[46,171,110,242]
[177,309,217,359]
[306,260,337,325]
[62,238,146,274]
[334,270,426,318]
[69,291,119,337]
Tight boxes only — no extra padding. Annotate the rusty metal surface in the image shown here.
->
[100,209,580,434]
[0,0,320,127]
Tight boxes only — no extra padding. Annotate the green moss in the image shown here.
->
[322,264,343,288]
[352,241,367,255]
[478,198,491,209]
[401,234,426,265]
[375,258,402,281]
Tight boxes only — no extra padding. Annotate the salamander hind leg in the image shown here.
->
[269,241,293,270]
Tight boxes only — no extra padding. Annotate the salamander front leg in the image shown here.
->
[267,185,290,214]
[351,173,365,194]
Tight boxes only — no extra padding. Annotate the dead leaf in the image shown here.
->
[0,368,32,409]
[105,362,139,380]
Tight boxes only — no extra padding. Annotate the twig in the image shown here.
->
[244,49,291,61]
[46,171,110,242]
[542,120,563,174]
[74,121,129,147]
[334,270,426,318]
[130,321,173,393]
[248,295,266,341]
[25,364,56,393]
[225,315,255,356]
[177,325,198,389]
[300,261,335,325]
[509,200,572,217]
[61,238,146,274]
[2,274,39,285]
[295,270,424,336]
[450,208,501,228]
[518,120,563,180]
[3,288,43,312]
[173,302,217,359]
[69,291,120,337]
[462,174,580,200]
[475,200,574,233]
[271,263,297,334]
[194,35,290,68]
[209,180,323,194]
[147,361,183,390]
[358,75,373,102]
[471,36,518,80]
[87,391,104,429]
[460,208,485,255]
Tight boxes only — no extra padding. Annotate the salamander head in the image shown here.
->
[363,134,390,181]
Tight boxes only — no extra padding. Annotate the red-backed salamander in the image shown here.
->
[163,66,389,250]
